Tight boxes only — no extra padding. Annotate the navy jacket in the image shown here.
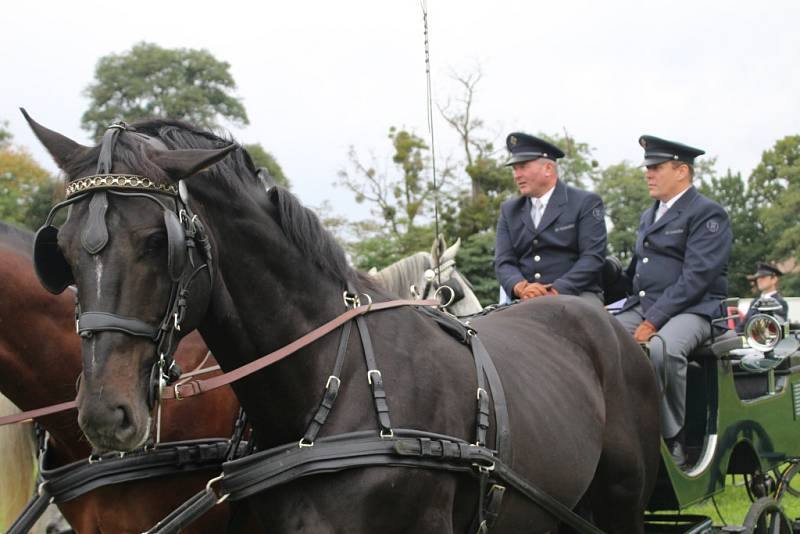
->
[620,186,732,329]
[495,180,606,297]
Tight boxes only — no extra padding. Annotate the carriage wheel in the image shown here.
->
[742,497,792,534]
[775,461,800,499]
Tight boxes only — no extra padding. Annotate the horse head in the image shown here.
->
[23,109,233,451]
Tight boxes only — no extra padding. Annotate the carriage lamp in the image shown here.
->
[745,314,782,352]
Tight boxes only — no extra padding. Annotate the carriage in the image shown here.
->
[642,300,800,533]
[4,111,800,533]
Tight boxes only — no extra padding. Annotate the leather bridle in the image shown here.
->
[33,123,215,408]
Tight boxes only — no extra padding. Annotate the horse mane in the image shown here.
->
[372,252,431,299]
[267,186,359,285]
[61,118,364,288]
[0,221,34,256]
[62,118,261,197]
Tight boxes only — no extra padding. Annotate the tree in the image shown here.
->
[243,143,291,189]
[540,131,600,189]
[338,127,435,238]
[82,42,248,140]
[699,170,767,298]
[0,146,57,229]
[595,161,651,262]
[748,136,800,269]
[0,120,11,148]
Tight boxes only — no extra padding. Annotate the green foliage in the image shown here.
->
[0,120,12,148]
[595,161,651,262]
[348,223,438,271]
[748,136,800,266]
[243,143,291,189]
[0,147,58,229]
[443,155,514,240]
[698,169,768,298]
[338,127,434,238]
[539,132,600,188]
[455,230,498,306]
[82,42,248,140]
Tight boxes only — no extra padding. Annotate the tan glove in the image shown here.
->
[633,320,657,343]
[512,280,529,299]
[548,287,559,296]
[521,282,551,299]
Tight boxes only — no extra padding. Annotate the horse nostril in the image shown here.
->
[115,404,132,430]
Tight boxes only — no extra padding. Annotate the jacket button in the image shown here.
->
[642,257,649,263]
[533,239,539,245]
[534,273,541,280]
[639,290,646,297]
[534,255,541,262]
[644,241,650,247]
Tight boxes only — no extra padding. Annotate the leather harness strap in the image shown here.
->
[162,298,439,401]
[0,298,439,427]
[6,438,243,534]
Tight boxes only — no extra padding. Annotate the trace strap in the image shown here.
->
[0,299,439,427]
[162,298,439,401]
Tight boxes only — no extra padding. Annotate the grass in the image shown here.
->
[681,473,800,528]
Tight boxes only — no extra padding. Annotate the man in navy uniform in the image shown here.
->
[737,262,790,332]
[614,135,732,468]
[494,132,606,305]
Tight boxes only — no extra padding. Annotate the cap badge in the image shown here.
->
[509,136,517,146]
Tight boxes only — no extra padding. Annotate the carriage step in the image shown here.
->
[644,514,713,533]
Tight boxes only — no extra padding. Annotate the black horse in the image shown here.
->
[25,112,660,533]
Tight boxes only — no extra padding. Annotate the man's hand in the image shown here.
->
[633,320,657,343]
[548,287,559,296]
[513,280,529,299]
[521,283,551,299]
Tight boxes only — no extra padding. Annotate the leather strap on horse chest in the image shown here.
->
[5,438,242,534]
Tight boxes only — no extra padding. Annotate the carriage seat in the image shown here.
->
[687,329,743,361]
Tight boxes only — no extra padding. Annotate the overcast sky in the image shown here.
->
[3,0,798,222]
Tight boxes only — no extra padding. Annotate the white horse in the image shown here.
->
[0,394,69,534]
[369,236,483,317]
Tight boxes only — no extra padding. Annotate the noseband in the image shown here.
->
[33,123,215,408]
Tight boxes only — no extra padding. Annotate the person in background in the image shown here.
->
[737,262,789,332]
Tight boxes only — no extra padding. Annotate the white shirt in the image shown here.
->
[530,185,556,227]
[655,186,691,222]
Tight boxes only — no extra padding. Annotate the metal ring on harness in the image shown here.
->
[433,284,456,308]
[205,473,230,504]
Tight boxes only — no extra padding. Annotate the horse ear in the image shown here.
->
[20,108,90,170]
[442,237,461,262]
[149,144,238,181]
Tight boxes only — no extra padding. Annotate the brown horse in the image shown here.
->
[0,220,242,533]
[25,113,661,533]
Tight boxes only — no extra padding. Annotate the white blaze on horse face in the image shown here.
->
[94,256,103,300]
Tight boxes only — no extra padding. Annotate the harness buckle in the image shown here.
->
[343,291,360,308]
[380,429,394,439]
[325,375,341,389]
[173,312,181,331]
[367,369,382,385]
[474,461,495,474]
[205,473,230,504]
[476,387,487,400]
[298,438,314,448]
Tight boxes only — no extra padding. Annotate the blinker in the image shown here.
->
[33,224,73,294]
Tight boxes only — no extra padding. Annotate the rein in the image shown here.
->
[0,298,439,427]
